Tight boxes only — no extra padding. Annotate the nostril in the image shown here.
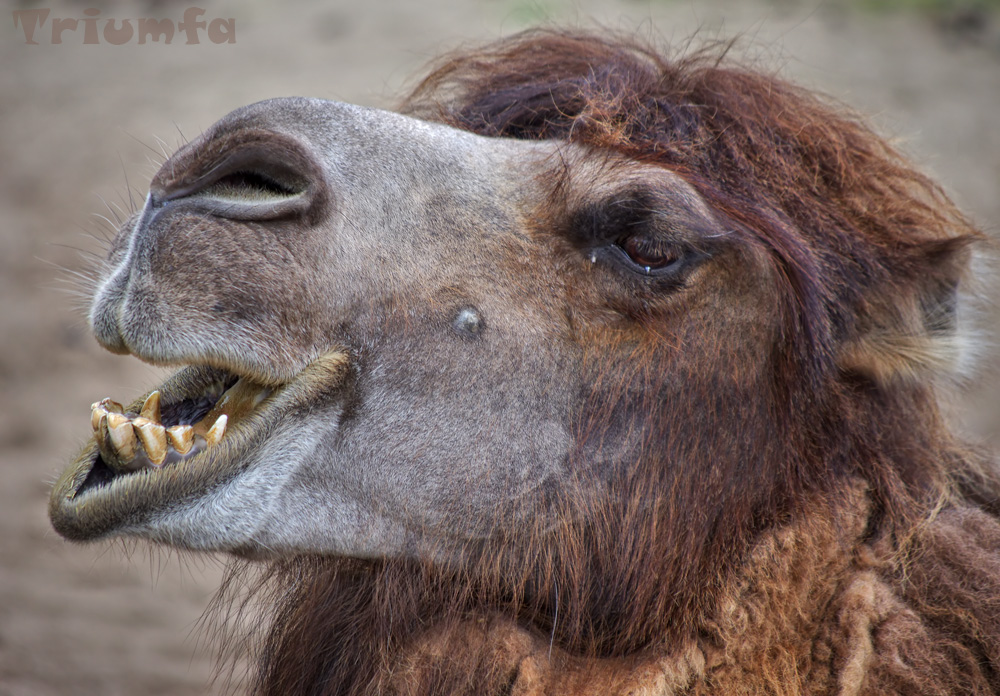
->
[208,170,302,198]
[170,158,312,221]
[153,133,324,223]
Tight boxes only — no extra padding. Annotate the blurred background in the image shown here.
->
[2,0,998,693]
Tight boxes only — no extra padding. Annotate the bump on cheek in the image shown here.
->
[453,307,484,338]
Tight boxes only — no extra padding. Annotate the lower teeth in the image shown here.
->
[89,377,268,474]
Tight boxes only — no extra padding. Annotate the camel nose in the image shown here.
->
[89,127,332,365]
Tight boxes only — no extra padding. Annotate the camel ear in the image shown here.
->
[836,238,972,385]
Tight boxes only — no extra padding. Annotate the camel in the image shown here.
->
[50,30,1000,694]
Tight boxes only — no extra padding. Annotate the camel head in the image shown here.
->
[50,94,752,560]
[51,33,983,675]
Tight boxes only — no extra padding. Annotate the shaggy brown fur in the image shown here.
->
[217,30,1000,694]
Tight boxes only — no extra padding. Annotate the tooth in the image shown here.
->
[95,413,126,472]
[167,425,194,455]
[90,398,122,430]
[91,404,106,432]
[108,418,137,461]
[204,415,227,447]
[93,398,124,414]
[140,391,162,424]
[95,412,109,450]
[135,422,167,466]
[106,412,129,430]
[200,378,263,426]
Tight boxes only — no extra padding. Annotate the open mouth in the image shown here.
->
[49,351,350,543]
[83,373,269,492]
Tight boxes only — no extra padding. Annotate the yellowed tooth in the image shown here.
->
[204,414,228,447]
[166,425,195,455]
[135,422,167,466]
[199,379,264,428]
[91,404,106,432]
[93,398,124,414]
[108,418,137,462]
[90,398,122,430]
[95,412,109,450]
[140,390,162,424]
[106,412,129,429]
[96,413,127,473]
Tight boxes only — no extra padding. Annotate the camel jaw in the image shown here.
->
[49,351,350,546]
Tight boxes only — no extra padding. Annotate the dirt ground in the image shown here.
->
[2,1,998,694]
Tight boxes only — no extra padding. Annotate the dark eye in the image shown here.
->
[618,236,680,272]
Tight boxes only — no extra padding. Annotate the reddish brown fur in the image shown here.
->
[215,30,1000,694]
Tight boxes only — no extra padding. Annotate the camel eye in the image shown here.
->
[617,236,680,273]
